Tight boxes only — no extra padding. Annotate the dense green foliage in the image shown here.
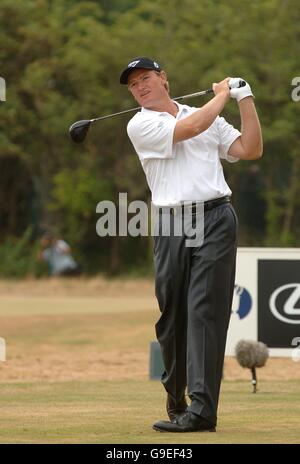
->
[0,0,299,276]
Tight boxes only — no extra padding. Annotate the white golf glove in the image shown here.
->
[229,77,254,102]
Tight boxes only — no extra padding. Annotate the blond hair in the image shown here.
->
[155,71,170,94]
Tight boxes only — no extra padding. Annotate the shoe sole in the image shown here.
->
[153,425,216,433]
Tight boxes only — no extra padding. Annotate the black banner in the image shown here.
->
[258,260,300,347]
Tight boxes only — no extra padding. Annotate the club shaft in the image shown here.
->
[173,89,213,101]
[90,88,214,123]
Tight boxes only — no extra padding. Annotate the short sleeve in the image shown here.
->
[216,116,241,163]
[127,114,177,160]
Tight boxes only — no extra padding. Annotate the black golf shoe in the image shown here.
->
[153,411,216,433]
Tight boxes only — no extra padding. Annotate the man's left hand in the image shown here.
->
[229,78,254,102]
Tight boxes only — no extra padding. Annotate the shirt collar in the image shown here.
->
[141,101,190,118]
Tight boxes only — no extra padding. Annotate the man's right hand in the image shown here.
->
[212,78,230,102]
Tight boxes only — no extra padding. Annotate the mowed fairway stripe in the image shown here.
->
[0,295,157,316]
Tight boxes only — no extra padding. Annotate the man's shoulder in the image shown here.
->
[127,110,143,127]
[128,108,160,124]
[55,239,70,252]
[56,239,68,246]
[127,109,161,136]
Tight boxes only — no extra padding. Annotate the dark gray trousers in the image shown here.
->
[153,202,238,425]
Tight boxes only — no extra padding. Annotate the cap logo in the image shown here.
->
[128,60,140,68]
[154,62,159,68]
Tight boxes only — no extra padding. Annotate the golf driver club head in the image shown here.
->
[69,119,91,143]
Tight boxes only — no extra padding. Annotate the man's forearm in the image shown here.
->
[239,97,263,157]
[173,92,228,143]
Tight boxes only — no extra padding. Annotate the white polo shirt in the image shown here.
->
[127,102,241,206]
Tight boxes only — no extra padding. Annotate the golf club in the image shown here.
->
[69,79,246,143]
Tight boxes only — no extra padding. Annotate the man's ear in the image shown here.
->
[159,71,170,93]
[160,71,168,83]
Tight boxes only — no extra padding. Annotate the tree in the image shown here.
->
[0,0,299,276]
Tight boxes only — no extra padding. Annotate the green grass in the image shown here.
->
[0,379,299,444]
[0,279,299,444]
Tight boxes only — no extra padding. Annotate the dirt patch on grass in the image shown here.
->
[1,345,299,384]
[0,278,299,384]
[224,356,300,381]
[0,312,299,384]
[0,346,149,382]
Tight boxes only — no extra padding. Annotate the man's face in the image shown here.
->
[127,69,167,108]
[41,237,51,248]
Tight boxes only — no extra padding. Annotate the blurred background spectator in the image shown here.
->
[39,232,82,277]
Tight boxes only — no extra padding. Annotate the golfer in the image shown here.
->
[120,57,263,433]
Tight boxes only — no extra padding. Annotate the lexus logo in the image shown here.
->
[269,283,300,324]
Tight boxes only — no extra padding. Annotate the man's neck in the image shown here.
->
[145,97,179,117]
